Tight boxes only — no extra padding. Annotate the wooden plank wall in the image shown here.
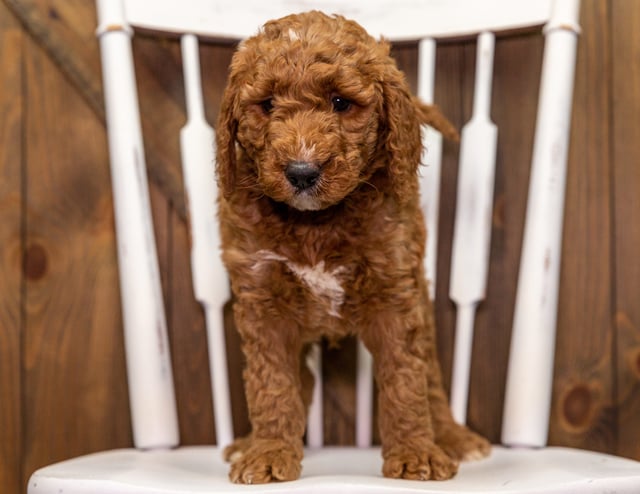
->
[0,3,24,493]
[611,0,640,462]
[1,0,639,491]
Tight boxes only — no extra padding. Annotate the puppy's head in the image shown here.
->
[216,11,425,210]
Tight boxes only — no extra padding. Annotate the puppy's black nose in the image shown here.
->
[285,161,320,190]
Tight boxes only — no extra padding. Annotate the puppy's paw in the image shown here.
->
[223,436,252,463]
[382,442,458,481]
[228,439,302,484]
[436,424,491,462]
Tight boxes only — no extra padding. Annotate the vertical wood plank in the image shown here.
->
[472,32,543,442]
[3,0,103,118]
[611,0,640,461]
[4,0,189,216]
[0,5,23,493]
[429,34,543,443]
[22,37,131,484]
[431,40,471,411]
[547,0,615,454]
[198,41,251,443]
[168,206,217,444]
[322,337,357,445]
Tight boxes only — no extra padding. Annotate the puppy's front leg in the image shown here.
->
[362,309,459,481]
[227,301,306,484]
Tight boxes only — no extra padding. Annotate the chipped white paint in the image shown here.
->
[252,250,346,317]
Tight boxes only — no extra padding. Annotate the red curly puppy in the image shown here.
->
[216,11,490,484]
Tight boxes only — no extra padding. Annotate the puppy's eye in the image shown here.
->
[260,99,274,114]
[331,96,352,113]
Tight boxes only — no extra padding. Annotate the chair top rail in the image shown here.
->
[117,0,553,41]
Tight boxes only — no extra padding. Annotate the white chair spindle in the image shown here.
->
[96,0,179,450]
[179,33,233,448]
[418,37,442,300]
[355,340,374,447]
[306,344,324,448]
[449,31,498,425]
[501,0,581,448]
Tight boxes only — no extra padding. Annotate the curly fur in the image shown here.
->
[215,11,490,484]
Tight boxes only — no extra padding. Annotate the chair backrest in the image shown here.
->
[95,0,580,452]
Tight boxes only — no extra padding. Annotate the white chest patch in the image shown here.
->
[252,250,346,317]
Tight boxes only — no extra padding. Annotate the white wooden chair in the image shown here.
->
[28,0,640,492]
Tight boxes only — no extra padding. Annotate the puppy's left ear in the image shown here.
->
[381,62,459,203]
[215,83,239,199]
[414,98,460,142]
[380,64,423,203]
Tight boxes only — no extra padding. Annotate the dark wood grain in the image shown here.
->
[471,32,543,442]
[5,0,192,219]
[547,0,616,453]
[430,40,471,409]
[322,337,358,445]
[0,4,24,493]
[3,0,103,117]
[611,0,640,461]
[168,205,218,445]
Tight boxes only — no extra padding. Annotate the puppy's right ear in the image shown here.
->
[215,84,239,199]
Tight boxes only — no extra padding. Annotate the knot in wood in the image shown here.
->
[23,243,48,281]
[561,383,593,432]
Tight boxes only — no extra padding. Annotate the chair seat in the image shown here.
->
[29,445,640,493]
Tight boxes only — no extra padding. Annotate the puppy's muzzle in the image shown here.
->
[285,161,320,190]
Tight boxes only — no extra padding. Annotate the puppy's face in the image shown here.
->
[222,13,391,211]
